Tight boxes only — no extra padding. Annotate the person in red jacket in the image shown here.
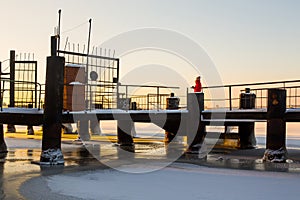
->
[193,76,202,92]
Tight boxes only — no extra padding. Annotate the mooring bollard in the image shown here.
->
[40,36,65,165]
[238,88,257,149]
[165,93,180,143]
[117,98,134,149]
[239,88,256,109]
[263,88,287,162]
[186,92,206,154]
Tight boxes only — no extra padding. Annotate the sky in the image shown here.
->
[0,0,299,87]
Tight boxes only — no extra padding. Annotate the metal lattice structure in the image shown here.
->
[0,50,40,109]
[58,46,119,110]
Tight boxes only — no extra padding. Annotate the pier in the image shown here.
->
[0,36,300,164]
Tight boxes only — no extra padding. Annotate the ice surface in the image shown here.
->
[47,163,300,200]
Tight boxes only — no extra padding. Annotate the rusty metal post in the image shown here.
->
[165,93,180,143]
[186,92,206,153]
[0,124,7,153]
[263,88,287,162]
[40,36,65,164]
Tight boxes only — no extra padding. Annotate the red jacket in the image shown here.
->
[194,79,202,92]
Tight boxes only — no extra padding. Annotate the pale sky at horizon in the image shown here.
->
[0,0,299,87]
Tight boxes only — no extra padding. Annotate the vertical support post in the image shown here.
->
[0,124,7,153]
[78,119,90,140]
[165,93,180,143]
[186,92,206,153]
[34,61,38,108]
[117,120,134,147]
[40,36,65,164]
[238,122,256,149]
[263,88,287,162]
[7,50,16,133]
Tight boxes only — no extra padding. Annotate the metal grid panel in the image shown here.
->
[14,60,38,108]
[58,47,119,110]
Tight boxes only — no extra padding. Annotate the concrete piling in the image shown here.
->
[186,93,205,153]
[263,88,287,162]
[238,122,256,149]
[78,119,90,141]
[0,124,7,153]
[117,120,134,147]
[42,56,65,149]
[165,93,180,143]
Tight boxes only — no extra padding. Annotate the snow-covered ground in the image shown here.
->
[47,163,300,200]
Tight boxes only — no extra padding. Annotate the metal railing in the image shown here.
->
[202,80,300,110]
[117,84,180,110]
[58,46,119,110]
[0,79,43,111]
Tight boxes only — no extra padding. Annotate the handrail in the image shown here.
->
[0,79,43,111]
[118,84,180,110]
[203,79,300,89]
[202,79,300,110]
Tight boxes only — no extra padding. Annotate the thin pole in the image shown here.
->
[57,9,61,56]
[126,85,128,111]
[116,59,120,108]
[86,19,92,110]
[9,50,15,108]
[157,87,160,110]
[229,86,232,110]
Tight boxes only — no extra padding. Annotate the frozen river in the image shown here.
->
[21,162,300,200]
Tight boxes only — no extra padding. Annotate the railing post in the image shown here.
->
[263,88,287,162]
[229,86,232,110]
[116,59,120,109]
[147,94,149,110]
[157,87,160,110]
[34,61,38,108]
[7,51,16,133]
[126,85,128,111]
[9,50,15,108]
